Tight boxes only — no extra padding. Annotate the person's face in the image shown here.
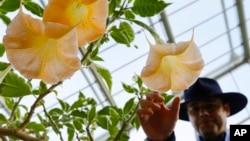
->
[186,97,230,140]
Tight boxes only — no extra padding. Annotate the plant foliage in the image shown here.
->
[0,0,173,140]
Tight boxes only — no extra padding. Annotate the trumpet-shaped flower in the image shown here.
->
[43,0,108,47]
[3,8,81,84]
[140,34,204,92]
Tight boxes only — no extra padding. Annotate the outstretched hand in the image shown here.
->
[136,91,181,141]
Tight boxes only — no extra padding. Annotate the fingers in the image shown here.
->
[140,99,161,110]
[146,91,164,103]
[171,96,181,117]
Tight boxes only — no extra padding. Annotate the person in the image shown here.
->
[136,77,248,141]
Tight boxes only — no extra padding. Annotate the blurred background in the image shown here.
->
[0,0,250,140]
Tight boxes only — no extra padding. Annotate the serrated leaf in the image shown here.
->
[110,22,135,46]
[0,0,20,12]
[132,0,171,17]
[25,122,46,132]
[0,71,31,97]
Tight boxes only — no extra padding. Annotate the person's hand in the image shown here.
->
[136,91,181,141]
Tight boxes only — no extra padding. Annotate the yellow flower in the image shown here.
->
[3,8,81,84]
[43,0,108,47]
[140,34,204,92]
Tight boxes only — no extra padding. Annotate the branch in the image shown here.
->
[86,124,94,141]
[42,104,64,141]
[6,97,22,128]
[113,103,139,141]
[0,128,43,141]
[18,82,62,130]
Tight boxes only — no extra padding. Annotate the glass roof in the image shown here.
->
[0,0,250,140]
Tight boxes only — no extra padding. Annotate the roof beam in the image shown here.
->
[236,0,250,61]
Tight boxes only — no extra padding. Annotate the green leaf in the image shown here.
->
[23,1,44,17]
[95,64,112,90]
[48,108,64,116]
[131,116,141,130]
[132,0,171,17]
[108,0,118,15]
[73,119,83,132]
[161,93,174,104]
[0,71,31,97]
[38,81,47,93]
[25,122,46,132]
[71,110,87,118]
[0,65,11,84]
[58,99,70,111]
[0,14,11,25]
[110,108,120,126]
[124,10,135,19]
[123,98,135,115]
[98,106,111,115]
[97,115,108,129]
[0,113,7,125]
[87,106,96,123]
[122,82,137,93]
[110,22,135,46]
[0,0,20,12]
[0,44,5,57]
[67,127,75,141]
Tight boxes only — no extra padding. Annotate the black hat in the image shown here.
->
[179,77,248,121]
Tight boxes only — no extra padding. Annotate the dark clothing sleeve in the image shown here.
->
[145,132,176,141]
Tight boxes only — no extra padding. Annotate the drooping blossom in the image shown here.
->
[3,8,81,84]
[140,34,204,92]
[43,0,108,47]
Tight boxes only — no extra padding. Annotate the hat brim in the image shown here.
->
[179,92,248,121]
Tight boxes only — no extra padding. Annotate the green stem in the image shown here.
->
[113,102,140,141]
[125,19,161,41]
[42,104,64,141]
[6,97,22,128]
[18,82,62,130]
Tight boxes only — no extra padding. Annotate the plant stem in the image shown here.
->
[86,124,94,141]
[113,103,139,141]
[6,97,22,128]
[0,128,43,141]
[18,82,62,130]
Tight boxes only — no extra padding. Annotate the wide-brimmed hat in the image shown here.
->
[179,77,248,121]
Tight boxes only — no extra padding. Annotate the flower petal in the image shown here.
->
[43,0,108,46]
[141,34,204,92]
[3,8,81,84]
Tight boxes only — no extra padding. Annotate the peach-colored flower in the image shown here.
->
[140,34,204,92]
[43,0,108,47]
[3,8,81,84]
